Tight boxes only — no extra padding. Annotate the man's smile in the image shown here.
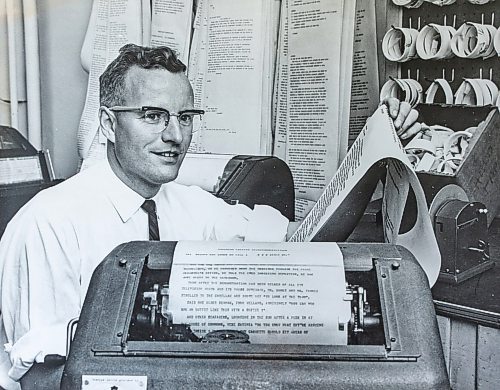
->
[152,150,181,158]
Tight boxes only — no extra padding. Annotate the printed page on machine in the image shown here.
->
[168,241,351,345]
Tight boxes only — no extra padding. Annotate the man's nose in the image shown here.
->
[161,116,183,143]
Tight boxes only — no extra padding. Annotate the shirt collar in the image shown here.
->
[101,159,147,223]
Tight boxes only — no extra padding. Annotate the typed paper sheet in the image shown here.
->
[168,241,350,345]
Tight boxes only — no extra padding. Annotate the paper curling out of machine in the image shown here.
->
[22,241,451,390]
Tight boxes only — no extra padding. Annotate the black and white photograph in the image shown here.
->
[0,0,499,388]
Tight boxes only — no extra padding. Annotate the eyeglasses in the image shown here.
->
[108,106,205,133]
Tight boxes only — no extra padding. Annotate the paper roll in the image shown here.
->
[429,184,468,222]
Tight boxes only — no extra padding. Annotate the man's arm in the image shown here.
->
[0,203,81,382]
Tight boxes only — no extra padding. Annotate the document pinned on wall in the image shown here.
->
[168,241,351,345]
[289,106,441,287]
[274,0,356,221]
[273,0,289,163]
[260,0,282,155]
[348,0,380,147]
[187,0,278,155]
[78,0,144,167]
[338,0,357,162]
[186,0,208,153]
[150,0,193,65]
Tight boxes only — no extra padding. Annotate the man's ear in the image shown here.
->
[99,106,117,143]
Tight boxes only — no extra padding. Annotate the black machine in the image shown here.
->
[433,199,493,284]
[0,126,59,239]
[424,184,494,284]
[22,241,449,389]
[400,181,494,285]
[176,154,295,221]
[214,155,295,221]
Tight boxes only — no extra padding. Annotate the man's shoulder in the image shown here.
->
[35,162,104,200]
[13,161,107,219]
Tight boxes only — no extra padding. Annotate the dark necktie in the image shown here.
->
[141,200,160,241]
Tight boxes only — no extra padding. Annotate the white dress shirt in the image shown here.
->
[0,159,288,387]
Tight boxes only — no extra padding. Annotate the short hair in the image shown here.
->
[99,44,187,107]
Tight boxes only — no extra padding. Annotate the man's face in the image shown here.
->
[109,66,194,197]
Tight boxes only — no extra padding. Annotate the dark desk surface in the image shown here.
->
[349,215,500,328]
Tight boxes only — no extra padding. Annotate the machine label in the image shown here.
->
[82,375,147,389]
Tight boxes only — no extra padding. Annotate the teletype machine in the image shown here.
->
[23,241,449,389]
[12,133,448,388]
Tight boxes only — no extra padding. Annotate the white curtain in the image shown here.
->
[0,0,41,149]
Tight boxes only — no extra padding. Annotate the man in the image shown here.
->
[0,44,419,388]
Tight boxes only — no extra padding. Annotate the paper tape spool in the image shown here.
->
[482,24,498,59]
[416,24,456,60]
[451,22,492,59]
[482,79,499,105]
[427,0,456,4]
[392,0,425,8]
[429,184,469,222]
[467,0,492,4]
[494,27,500,56]
[380,78,422,108]
[425,78,454,104]
[382,27,419,62]
[455,79,484,105]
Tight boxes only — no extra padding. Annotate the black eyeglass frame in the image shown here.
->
[108,106,205,131]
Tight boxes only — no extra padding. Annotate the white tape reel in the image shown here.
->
[382,27,420,62]
[467,0,493,4]
[425,79,454,104]
[451,22,497,59]
[380,78,423,108]
[392,0,425,8]
[455,79,499,106]
[494,26,500,57]
[429,184,468,222]
[416,24,456,60]
[392,0,456,7]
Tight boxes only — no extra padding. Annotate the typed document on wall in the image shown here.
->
[274,0,356,221]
